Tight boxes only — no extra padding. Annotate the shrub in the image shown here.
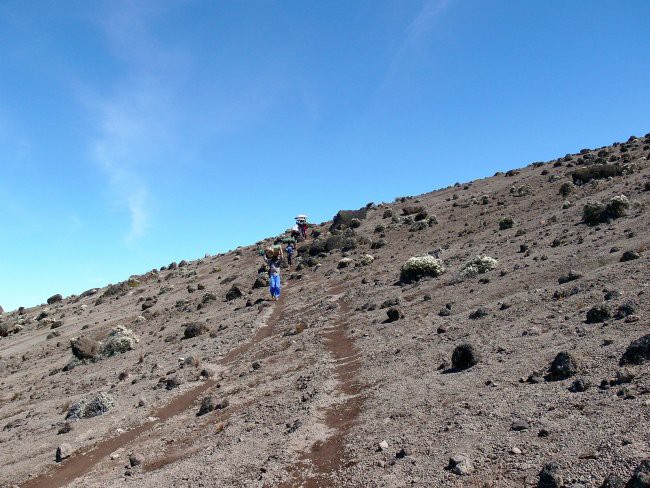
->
[559,182,574,197]
[338,257,354,269]
[571,164,623,184]
[400,256,445,283]
[409,221,428,232]
[67,392,115,420]
[101,326,139,356]
[499,216,514,230]
[583,195,630,225]
[460,255,498,278]
[402,205,424,216]
[358,254,374,266]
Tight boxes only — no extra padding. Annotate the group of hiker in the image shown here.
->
[260,215,308,301]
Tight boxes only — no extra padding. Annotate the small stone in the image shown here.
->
[378,440,389,451]
[56,443,73,462]
[511,420,530,431]
[448,453,474,475]
[538,461,563,488]
[510,447,522,455]
[129,453,145,467]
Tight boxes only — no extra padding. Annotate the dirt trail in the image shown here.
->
[20,287,290,488]
[279,289,364,487]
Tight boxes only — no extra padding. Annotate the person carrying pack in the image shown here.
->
[263,246,283,300]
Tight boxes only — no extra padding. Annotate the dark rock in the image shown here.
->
[615,301,638,319]
[600,474,624,488]
[451,343,480,370]
[70,337,99,361]
[164,377,181,390]
[129,453,145,467]
[386,307,402,323]
[558,270,582,284]
[620,334,650,365]
[439,308,451,317]
[538,461,563,488]
[547,352,579,381]
[253,276,269,289]
[571,164,623,184]
[511,420,530,431]
[56,443,73,462]
[197,396,229,416]
[225,284,244,301]
[401,205,425,216]
[621,250,641,262]
[568,378,590,393]
[47,294,63,305]
[625,459,650,488]
[141,298,156,310]
[330,208,368,231]
[469,308,488,320]
[586,303,611,323]
[184,322,209,339]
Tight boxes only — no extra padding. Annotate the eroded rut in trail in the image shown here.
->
[278,289,364,488]
[21,290,290,488]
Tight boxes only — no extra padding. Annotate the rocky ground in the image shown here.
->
[1,134,650,488]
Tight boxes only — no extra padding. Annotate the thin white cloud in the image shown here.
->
[82,1,186,244]
[379,0,452,91]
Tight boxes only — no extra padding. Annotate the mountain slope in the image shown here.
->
[1,134,649,487]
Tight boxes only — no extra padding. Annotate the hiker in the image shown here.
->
[295,215,308,240]
[263,246,283,300]
[286,242,295,267]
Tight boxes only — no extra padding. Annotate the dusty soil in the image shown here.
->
[1,134,650,487]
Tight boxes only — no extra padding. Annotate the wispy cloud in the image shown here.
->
[82,1,186,244]
[379,0,452,90]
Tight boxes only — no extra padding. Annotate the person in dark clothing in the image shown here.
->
[286,243,294,267]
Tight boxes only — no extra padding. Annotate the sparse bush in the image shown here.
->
[400,256,445,283]
[101,326,139,356]
[402,205,424,216]
[558,182,574,197]
[358,254,374,266]
[67,392,115,420]
[499,216,514,230]
[460,255,498,278]
[409,221,428,232]
[583,195,630,225]
[510,185,532,197]
[338,257,354,269]
[571,164,623,184]
[349,218,361,229]
[374,224,385,233]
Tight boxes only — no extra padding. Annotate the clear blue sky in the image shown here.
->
[1,1,649,311]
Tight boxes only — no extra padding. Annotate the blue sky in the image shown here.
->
[1,0,649,311]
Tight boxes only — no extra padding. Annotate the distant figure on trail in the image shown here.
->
[286,242,295,267]
[295,215,308,240]
[263,245,283,301]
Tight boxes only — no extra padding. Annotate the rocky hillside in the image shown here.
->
[1,134,649,488]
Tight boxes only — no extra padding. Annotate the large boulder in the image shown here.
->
[546,352,579,381]
[184,322,209,339]
[538,462,563,488]
[47,294,63,305]
[451,343,480,370]
[325,235,357,252]
[70,337,99,361]
[330,208,368,231]
[225,284,244,301]
[620,334,650,366]
[625,459,650,488]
